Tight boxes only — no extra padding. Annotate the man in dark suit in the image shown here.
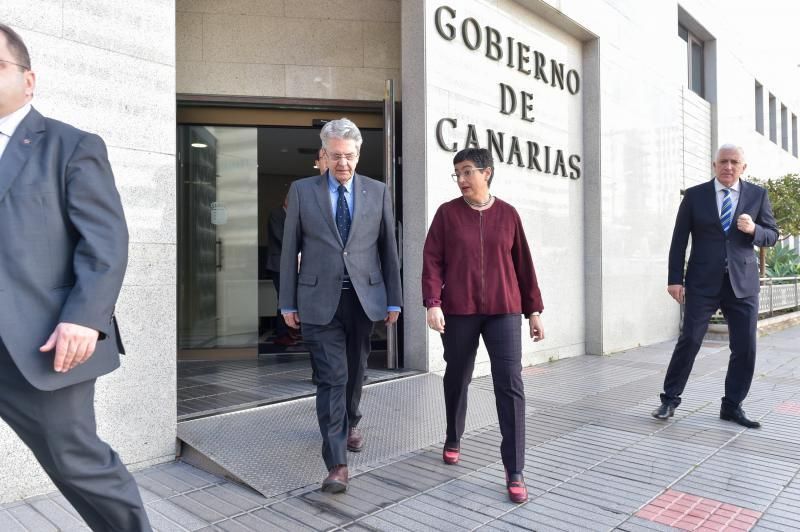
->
[652,144,778,428]
[0,24,150,530]
[280,118,402,492]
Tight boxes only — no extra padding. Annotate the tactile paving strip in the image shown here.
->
[177,373,500,497]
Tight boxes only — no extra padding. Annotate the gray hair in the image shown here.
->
[320,118,363,152]
[716,143,746,162]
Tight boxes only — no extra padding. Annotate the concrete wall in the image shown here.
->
[0,2,176,501]
[176,0,401,100]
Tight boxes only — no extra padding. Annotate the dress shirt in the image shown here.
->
[0,103,32,162]
[714,178,741,218]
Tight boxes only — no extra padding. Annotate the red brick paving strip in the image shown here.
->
[774,401,800,415]
[635,489,762,531]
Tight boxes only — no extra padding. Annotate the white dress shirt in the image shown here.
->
[713,177,740,218]
[0,103,32,162]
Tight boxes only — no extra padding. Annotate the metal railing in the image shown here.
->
[759,276,800,316]
[707,276,800,324]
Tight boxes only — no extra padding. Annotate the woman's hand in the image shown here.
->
[427,307,445,333]
[529,315,544,341]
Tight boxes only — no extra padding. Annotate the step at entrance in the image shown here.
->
[177,373,500,498]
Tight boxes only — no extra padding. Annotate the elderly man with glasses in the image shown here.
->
[279,118,402,492]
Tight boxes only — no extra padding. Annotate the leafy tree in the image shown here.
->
[749,173,800,276]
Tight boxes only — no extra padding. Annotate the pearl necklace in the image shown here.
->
[463,194,492,208]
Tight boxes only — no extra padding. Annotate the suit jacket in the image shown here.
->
[279,172,402,325]
[0,107,128,391]
[265,206,285,273]
[668,178,778,298]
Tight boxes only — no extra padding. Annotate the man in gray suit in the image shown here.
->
[280,118,402,492]
[0,24,150,530]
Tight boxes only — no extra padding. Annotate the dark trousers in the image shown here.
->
[0,341,151,532]
[661,274,758,409]
[301,288,373,470]
[441,314,526,473]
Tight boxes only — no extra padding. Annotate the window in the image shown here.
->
[781,104,789,151]
[769,94,777,143]
[793,114,798,158]
[679,24,705,98]
[754,81,764,134]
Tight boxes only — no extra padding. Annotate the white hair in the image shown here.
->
[716,143,746,162]
[320,118,363,152]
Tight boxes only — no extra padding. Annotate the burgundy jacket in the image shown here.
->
[422,197,543,316]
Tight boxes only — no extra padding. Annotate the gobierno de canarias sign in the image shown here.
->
[431,5,582,180]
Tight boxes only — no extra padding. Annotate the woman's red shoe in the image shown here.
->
[506,472,528,503]
[442,444,460,465]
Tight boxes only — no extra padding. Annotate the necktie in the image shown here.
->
[336,184,351,244]
[720,188,732,232]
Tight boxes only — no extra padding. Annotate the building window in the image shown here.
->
[678,24,705,98]
[754,81,764,134]
[793,113,798,158]
[781,104,789,151]
[769,93,777,143]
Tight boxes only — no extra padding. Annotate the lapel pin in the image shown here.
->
[22,138,31,144]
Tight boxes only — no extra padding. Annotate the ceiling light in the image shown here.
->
[191,142,207,148]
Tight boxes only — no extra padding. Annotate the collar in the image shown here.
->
[327,170,353,193]
[0,102,32,138]
[714,178,740,194]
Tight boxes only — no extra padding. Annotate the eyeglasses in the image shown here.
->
[451,167,485,181]
[325,152,359,162]
[0,58,31,71]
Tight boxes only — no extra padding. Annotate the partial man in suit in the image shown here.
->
[280,118,402,492]
[652,144,778,428]
[0,24,150,530]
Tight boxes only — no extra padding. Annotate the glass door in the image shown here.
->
[178,126,259,358]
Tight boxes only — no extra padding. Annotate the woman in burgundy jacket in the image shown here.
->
[422,147,545,503]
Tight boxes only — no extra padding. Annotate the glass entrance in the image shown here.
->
[176,110,412,420]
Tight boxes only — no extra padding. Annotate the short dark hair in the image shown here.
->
[453,148,494,186]
[0,23,31,70]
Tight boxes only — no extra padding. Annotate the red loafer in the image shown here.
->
[506,472,528,503]
[442,443,460,465]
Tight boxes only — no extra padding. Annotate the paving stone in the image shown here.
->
[148,499,211,531]
[27,497,86,531]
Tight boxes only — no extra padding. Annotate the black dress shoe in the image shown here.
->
[720,407,761,428]
[651,403,676,420]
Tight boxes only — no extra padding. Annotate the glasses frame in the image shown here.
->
[451,167,486,182]
[0,58,31,71]
[325,151,359,163]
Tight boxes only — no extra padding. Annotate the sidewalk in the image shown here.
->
[3,325,800,531]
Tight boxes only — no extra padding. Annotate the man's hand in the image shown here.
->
[283,312,301,329]
[529,315,544,341]
[40,322,100,373]
[426,307,445,333]
[667,284,685,304]
[737,214,755,235]
[384,310,400,325]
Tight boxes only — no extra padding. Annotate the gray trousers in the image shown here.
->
[302,288,373,470]
[0,341,151,531]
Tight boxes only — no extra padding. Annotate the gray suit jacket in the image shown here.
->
[0,107,128,391]
[279,172,402,325]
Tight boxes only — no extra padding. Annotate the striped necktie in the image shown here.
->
[720,188,732,232]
